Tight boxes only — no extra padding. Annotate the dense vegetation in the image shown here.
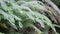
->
[0,0,60,34]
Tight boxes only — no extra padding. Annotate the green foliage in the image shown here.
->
[0,0,60,34]
[51,0,60,8]
[0,32,4,34]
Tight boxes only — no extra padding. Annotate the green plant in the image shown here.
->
[0,0,60,34]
